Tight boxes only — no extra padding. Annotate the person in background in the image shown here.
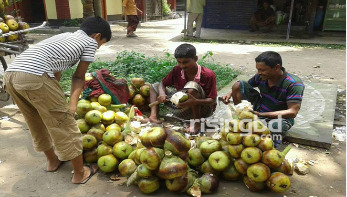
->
[186,0,206,39]
[222,51,304,147]
[250,1,276,32]
[122,0,143,37]
[4,17,111,184]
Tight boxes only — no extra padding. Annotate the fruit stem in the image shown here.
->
[128,105,135,119]
[186,179,201,197]
[164,150,173,157]
[122,120,131,136]
[281,145,292,156]
[126,170,139,187]
[110,104,126,109]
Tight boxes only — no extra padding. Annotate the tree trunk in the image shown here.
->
[94,0,102,17]
[82,0,95,19]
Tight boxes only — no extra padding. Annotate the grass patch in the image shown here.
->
[60,51,239,92]
[181,38,346,50]
[254,42,346,50]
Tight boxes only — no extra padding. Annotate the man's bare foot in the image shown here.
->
[72,165,98,184]
[46,159,63,172]
[141,117,162,124]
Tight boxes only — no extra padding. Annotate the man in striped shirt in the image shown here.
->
[223,51,304,146]
[4,17,111,184]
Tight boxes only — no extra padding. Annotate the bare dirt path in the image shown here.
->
[0,18,345,197]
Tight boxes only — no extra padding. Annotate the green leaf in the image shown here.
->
[60,50,239,93]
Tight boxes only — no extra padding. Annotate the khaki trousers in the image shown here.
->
[4,72,82,161]
[187,13,203,38]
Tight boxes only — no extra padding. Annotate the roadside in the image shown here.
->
[0,18,345,197]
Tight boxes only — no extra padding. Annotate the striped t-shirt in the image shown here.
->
[248,67,305,113]
[6,30,98,78]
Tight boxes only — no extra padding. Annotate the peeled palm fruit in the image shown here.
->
[170,92,188,105]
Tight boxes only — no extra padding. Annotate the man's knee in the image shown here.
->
[150,83,159,96]
[267,119,292,134]
[232,81,241,92]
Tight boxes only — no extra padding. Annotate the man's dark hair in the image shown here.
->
[174,43,196,58]
[255,51,282,68]
[80,16,112,42]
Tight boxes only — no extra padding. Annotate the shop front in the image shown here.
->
[201,0,346,32]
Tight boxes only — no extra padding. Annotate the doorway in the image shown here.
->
[30,0,46,23]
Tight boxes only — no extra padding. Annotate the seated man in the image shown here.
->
[250,1,276,32]
[147,43,217,134]
[222,51,304,147]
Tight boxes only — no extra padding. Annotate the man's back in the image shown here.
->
[187,0,206,13]
[6,30,97,78]
[123,0,137,15]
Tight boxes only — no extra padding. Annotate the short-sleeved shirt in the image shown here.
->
[248,67,305,113]
[123,0,137,15]
[162,65,217,99]
[6,30,98,78]
[187,0,206,14]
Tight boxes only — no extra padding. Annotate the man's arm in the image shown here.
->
[69,61,90,114]
[177,93,216,108]
[122,0,128,16]
[157,82,167,103]
[195,97,216,106]
[137,7,143,14]
[222,75,256,104]
[54,71,62,82]
[254,102,301,119]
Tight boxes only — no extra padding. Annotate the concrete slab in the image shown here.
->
[29,27,62,34]
[216,75,337,149]
[285,82,337,149]
[201,28,346,45]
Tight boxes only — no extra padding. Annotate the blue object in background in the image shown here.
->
[314,6,325,28]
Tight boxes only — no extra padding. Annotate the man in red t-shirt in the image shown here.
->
[147,43,217,134]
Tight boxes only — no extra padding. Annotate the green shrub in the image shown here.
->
[60,51,239,92]
[62,19,82,27]
[162,0,171,16]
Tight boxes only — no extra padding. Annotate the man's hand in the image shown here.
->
[177,93,197,108]
[157,94,168,103]
[221,92,232,104]
[251,102,301,119]
[138,10,143,14]
[54,72,62,82]
[69,105,77,115]
[251,110,261,116]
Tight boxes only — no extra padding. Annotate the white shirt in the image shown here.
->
[6,30,98,77]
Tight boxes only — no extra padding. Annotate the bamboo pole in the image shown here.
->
[286,0,295,40]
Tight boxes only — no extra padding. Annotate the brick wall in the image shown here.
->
[55,0,71,19]
[167,0,176,11]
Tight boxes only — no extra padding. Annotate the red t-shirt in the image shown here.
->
[162,65,217,99]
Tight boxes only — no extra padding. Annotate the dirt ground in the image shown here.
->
[0,18,346,197]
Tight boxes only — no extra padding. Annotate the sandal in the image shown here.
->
[78,164,98,184]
